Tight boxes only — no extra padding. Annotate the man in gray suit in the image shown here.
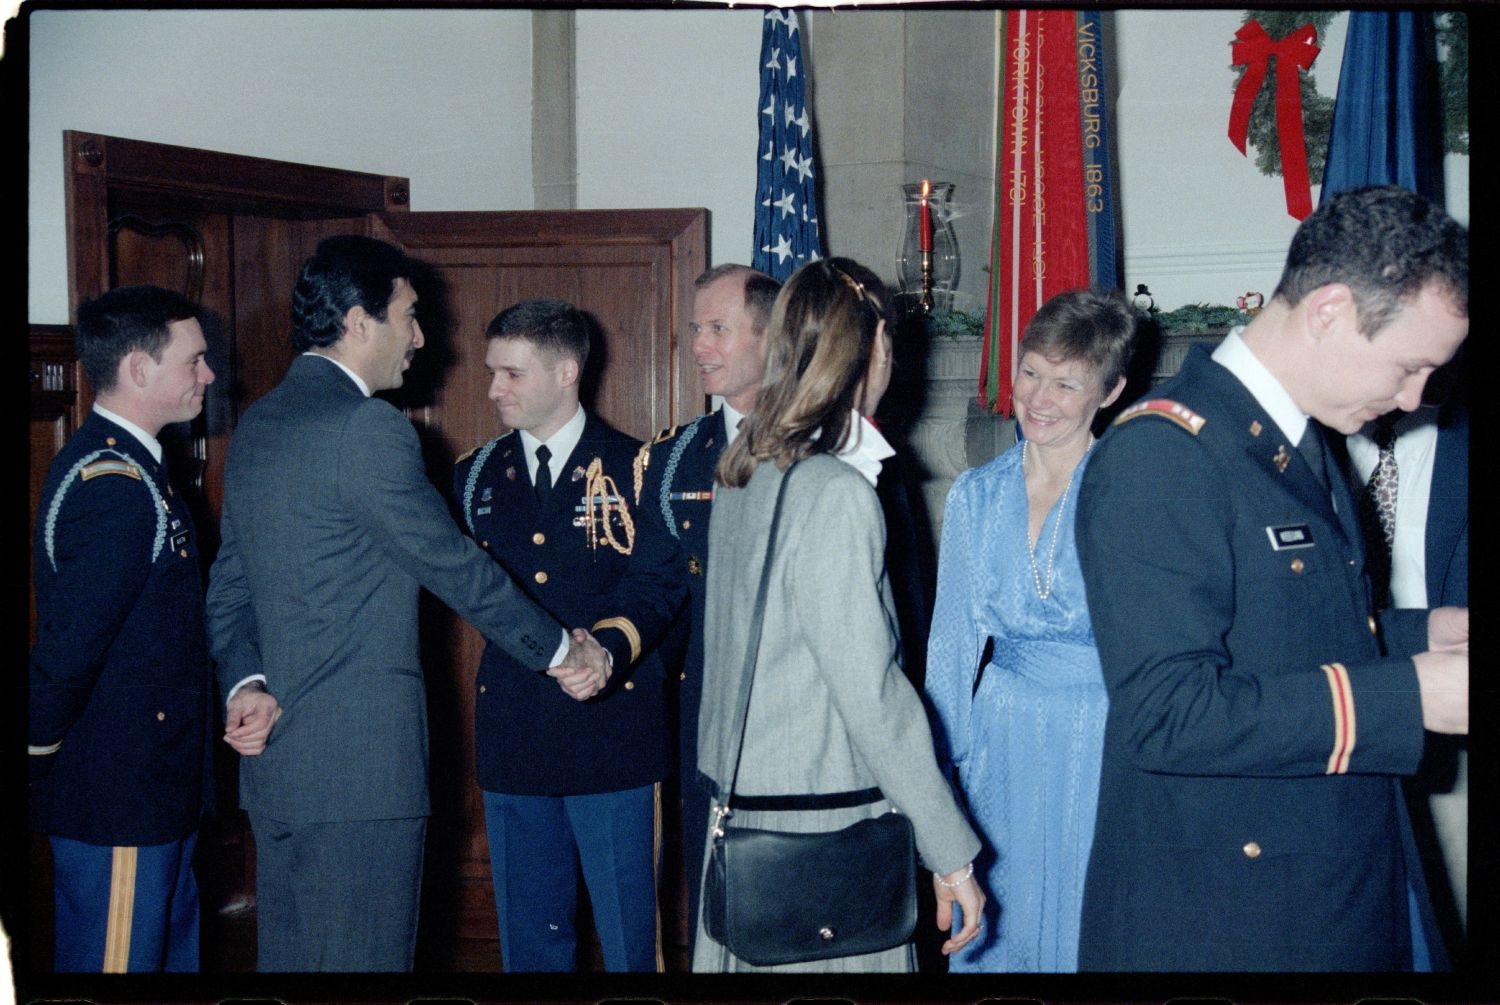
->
[207,235,611,972]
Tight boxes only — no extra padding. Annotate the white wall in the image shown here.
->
[574,10,762,268]
[26,8,1468,323]
[28,8,536,324]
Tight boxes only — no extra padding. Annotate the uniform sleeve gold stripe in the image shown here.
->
[593,616,641,664]
[104,845,137,972]
[29,741,62,755]
[1321,662,1355,774]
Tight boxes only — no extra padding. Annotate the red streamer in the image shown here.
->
[1229,20,1321,220]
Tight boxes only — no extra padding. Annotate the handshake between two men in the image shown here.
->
[222,626,613,758]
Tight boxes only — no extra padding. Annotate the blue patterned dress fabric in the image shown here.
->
[925,442,1106,972]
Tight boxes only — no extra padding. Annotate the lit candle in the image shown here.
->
[919,179,932,253]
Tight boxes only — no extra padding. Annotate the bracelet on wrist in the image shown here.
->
[936,862,974,888]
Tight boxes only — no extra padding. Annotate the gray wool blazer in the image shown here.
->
[694,455,978,971]
[207,354,563,824]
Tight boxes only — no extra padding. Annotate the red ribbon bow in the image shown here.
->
[1229,20,1321,220]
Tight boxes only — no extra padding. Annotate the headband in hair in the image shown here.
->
[830,264,882,316]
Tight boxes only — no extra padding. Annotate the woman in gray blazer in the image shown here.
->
[692,258,985,972]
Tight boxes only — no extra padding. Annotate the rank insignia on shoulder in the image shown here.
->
[651,425,680,445]
[1114,399,1206,435]
[456,445,480,464]
[81,459,142,481]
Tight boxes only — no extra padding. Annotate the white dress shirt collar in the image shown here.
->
[721,401,748,445]
[305,351,371,397]
[92,404,162,464]
[1212,326,1309,444]
[518,404,586,488]
[833,410,897,487]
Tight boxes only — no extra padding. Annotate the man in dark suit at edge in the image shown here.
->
[632,264,778,954]
[1344,359,1469,967]
[30,285,216,971]
[454,298,685,971]
[206,235,611,972]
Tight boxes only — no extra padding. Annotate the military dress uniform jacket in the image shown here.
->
[631,408,727,778]
[1075,347,1436,972]
[455,414,686,796]
[30,411,212,846]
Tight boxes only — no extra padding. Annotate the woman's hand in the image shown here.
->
[933,863,987,955]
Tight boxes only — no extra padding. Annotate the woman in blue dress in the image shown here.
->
[925,288,1139,971]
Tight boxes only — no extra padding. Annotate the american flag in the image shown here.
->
[753,10,824,282]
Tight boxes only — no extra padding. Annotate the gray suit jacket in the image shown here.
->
[207,354,563,823]
[698,455,978,873]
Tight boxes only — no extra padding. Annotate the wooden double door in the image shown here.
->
[32,130,707,970]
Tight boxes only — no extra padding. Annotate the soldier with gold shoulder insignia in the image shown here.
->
[30,285,216,972]
[1075,187,1469,972]
[454,298,685,972]
[632,265,779,956]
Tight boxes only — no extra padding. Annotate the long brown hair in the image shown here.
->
[716,257,893,488]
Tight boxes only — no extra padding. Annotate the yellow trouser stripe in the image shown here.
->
[103,846,137,972]
[653,780,664,973]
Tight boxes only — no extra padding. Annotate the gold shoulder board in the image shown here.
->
[1114,399,1206,435]
[80,459,142,481]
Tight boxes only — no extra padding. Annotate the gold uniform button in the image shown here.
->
[1243,841,1262,859]
[680,672,687,681]
[156,711,166,721]
[479,684,487,694]
[1289,558,1305,574]
[180,549,189,558]
[1368,615,1378,635]
[624,681,635,691]
[682,519,692,530]
[534,571,548,585]
[533,532,546,545]
[481,540,489,548]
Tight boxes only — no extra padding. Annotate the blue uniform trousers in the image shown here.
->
[50,833,199,972]
[484,784,659,972]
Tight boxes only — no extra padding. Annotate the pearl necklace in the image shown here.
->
[1022,437,1090,602]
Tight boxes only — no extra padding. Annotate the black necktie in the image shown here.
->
[534,444,553,508]
[1297,422,1330,492]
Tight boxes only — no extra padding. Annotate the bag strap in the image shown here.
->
[712,461,891,830]
[716,461,798,824]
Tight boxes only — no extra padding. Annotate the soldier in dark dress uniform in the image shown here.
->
[29,285,216,971]
[455,298,686,971]
[632,265,779,955]
[1075,186,1469,971]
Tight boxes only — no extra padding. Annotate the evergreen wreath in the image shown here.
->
[1231,11,1468,182]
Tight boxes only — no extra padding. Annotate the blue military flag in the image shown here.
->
[1320,10,1444,204]
[753,10,825,281]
